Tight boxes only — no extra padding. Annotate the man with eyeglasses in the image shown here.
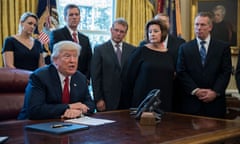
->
[176,12,232,118]
[91,18,135,111]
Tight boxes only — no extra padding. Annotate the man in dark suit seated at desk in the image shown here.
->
[18,41,95,120]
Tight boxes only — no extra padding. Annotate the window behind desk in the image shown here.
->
[57,0,115,50]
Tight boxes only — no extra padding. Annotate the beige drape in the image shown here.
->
[116,0,155,46]
[0,0,38,67]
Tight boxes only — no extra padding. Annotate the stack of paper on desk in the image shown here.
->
[65,116,115,126]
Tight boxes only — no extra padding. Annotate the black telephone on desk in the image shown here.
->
[130,89,164,120]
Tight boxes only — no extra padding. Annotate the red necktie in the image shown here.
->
[62,77,70,104]
[72,32,78,43]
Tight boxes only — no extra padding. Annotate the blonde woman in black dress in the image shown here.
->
[2,12,44,71]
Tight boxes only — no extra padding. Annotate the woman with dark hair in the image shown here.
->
[121,19,175,112]
[2,12,44,71]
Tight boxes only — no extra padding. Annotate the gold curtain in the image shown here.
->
[116,0,155,46]
[0,0,38,67]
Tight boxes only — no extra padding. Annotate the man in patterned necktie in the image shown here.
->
[91,18,136,111]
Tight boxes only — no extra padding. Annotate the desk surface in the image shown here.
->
[0,110,240,144]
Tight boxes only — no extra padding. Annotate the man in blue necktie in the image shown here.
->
[177,12,232,118]
[199,40,206,65]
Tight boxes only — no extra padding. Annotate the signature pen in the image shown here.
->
[51,124,72,128]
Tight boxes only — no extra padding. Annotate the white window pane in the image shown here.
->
[57,0,115,48]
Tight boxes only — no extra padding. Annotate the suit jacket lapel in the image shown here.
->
[49,64,63,102]
[69,74,79,102]
[193,39,204,66]
[62,26,73,40]
[121,42,131,68]
[77,32,85,46]
[107,40,121,68]
[204,39,215,67]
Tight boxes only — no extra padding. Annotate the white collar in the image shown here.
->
[111,40,123,48]
[67,26,78,35]
[196,35,211,45]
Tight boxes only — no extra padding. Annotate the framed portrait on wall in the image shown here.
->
[190,0,240,54]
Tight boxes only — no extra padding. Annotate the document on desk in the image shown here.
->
[65,116,115,126]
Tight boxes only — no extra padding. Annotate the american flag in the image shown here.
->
[38,31,49,44]
[36,0,58,64]
[156,0,182,37]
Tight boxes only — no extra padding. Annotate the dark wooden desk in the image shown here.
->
[1,110,240,144]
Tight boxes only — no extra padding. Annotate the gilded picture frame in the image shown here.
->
[190,0,240,55]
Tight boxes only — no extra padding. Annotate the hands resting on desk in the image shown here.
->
[61,102,89,119]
